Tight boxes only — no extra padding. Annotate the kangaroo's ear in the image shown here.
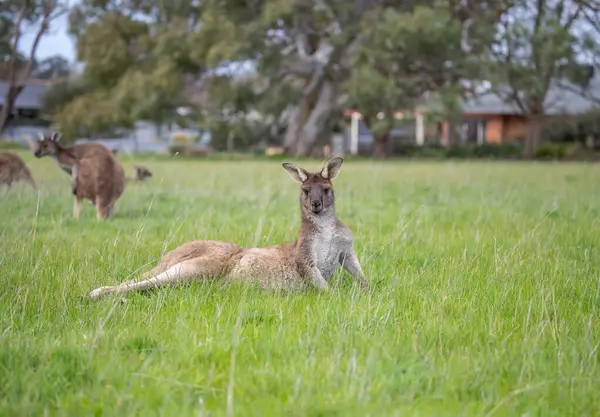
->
[320,157,343,180]
[282,162,309,183]
[50,132,62,142]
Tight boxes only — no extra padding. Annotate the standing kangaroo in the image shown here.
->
[29,132,125,219]
[89,157,369,300]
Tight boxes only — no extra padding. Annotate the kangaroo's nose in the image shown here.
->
[311,201,322,212]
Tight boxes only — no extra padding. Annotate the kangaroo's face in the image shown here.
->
[282,157,344,216]
[135,166,152,180]
[31,132,62,158]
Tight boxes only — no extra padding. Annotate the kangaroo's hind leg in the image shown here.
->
[73,196,83,219]
[95,192,114,220]
[89,256,227,300]
[103,202,115,219]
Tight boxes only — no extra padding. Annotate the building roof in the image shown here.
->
[463,69,600,116]
[0,81,51,110]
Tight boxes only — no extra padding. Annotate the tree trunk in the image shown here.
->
[0,1,54,135]
[0,3,27,136]
[373,132,391,158]
[226,131,234,152]
[524,115,542,158]
[283,80,338,157]
[0,86,24,136]
[447,121,460,147]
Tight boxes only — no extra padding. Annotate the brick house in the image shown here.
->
[345,68,600,153]
[441,69,600,146]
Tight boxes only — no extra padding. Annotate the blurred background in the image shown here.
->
[1,0,599,161]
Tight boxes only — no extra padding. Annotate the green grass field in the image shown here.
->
[1,151,599,416]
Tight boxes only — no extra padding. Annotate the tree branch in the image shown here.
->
[538,2,583,112]
[279,58,317,78]
[555,79,600,105]
[580,7,600,34]
[532,0,546,73]
[6,1,29,88]
[493,16,528,113]
[460,18,474,53]
[21,0,57,84]
[563,4,582,29]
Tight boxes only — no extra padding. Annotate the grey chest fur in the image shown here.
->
[313,225,349,280]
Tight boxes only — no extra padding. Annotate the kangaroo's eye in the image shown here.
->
[323,188,330,195]
[302,188,309,195]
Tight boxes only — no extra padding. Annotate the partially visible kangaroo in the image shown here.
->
[130,165,152,182]
[34,145,151,184]
[0,151,37,188]
[29,132,125,219]
[109,149,152,182]
[89,157,369,300]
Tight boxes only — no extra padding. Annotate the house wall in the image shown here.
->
[463,113,528,144]
[502,115,527,142]
[484,116,504,143]
[461,114,502,143]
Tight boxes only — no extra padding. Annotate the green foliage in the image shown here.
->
[444,145,477,158]
[346,3,499,150]
[46,0,599,158]
[47,0,213,137]
[0,14,25,67]
[535,142,569,159]
[542,109,600,144]
[111,60,183,123]
[490,2,599,158]
[41,79,89,117]
[0,140,23,150]
[471,142,523,158]
[446,143,523,159]
[423,86,465,124]
[492,2,599,115]
[53,90,120,139]
[168,145,185,155]
[76,13,150,89]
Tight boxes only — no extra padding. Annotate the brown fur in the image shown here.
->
[89,157,369,300]
[0,151,37,188]
[28,133,125,219]
[44,151,151,184]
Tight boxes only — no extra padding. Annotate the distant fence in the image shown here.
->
[74,138,170,154]
[2,123,178,154]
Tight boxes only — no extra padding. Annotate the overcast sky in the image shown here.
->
[18,10,76,62]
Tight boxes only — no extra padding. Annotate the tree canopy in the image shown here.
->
[490,0,600,156]
[39,0,600,156]
[0,0,68,134]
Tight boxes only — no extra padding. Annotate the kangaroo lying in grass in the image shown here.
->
[29,133,125,220]
[89,157,369,300]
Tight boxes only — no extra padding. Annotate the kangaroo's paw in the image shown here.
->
[89,286,112,301]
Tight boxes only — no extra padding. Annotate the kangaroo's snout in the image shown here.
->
[311,200,323,213]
